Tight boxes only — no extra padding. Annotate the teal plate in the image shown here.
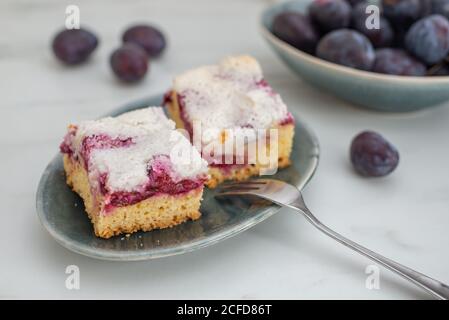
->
[36,95,319,261]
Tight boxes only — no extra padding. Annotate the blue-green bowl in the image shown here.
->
[261,0,449,112]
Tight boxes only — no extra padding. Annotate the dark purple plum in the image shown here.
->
[110,43,148,83]
[272,12,319,54]
[52,28,98,65]
[405,15,449,65]
[431,0,449,19]
[382,0,423,27]
[350,131,399,177]
[386,0,432,47]
[352,2,394,48]
[122,25,166,58]
[309,0,352,32]
[372,48,426,75]
[316,29,375,70]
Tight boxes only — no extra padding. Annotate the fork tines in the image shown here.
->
[215,180,267,196]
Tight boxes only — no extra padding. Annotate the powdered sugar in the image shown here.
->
[64,107,208,193]
[173,55,290,130]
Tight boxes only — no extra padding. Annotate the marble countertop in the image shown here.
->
[1,0,448,299]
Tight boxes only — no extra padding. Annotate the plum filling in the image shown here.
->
[104,173,204,210]
[279,112,294,125]
[59,141,73,155]
[101,155,206,212]
[59,125,77,156]
[162,90,172,105]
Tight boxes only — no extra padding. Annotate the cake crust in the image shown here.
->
[60,107,208,239]
[64,155,202,238]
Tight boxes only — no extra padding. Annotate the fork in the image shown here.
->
[216,179,449,300]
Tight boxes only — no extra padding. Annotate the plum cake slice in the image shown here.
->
[164,55,295,188]
[60,107,209,238]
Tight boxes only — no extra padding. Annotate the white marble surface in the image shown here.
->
[1,0,449,300]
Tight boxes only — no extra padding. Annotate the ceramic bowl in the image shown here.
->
[260,0,449,112]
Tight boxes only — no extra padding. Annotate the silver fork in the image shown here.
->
[216,179,449,300]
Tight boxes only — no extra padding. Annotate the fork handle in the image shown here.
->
[291,204,449,300]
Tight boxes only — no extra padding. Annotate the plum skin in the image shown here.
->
[122,25,166,58]
[350,131,400,177]
[372,48,426,76]
[382,0,423,26]
[309,0,352,32]
[52,28,98,65]
[110,43,149,83]
[316,29,375,70]
[272,11,319,54]
[405,14,449,65]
